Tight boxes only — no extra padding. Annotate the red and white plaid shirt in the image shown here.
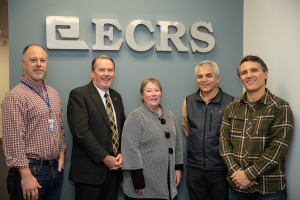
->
[1,76,67,168]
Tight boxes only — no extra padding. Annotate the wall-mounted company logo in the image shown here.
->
[46,16,215,52]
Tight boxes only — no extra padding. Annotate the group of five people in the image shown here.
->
[1,44,294,200]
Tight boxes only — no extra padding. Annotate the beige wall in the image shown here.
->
[0,37,9,138]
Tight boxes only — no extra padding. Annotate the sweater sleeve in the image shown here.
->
[130,169,145,189]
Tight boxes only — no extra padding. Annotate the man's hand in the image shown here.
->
[110,153,122,170]
[58,152,65,172]
[103,154,122,170]
[230,170,252,190]
[18,168,42,200]
[175,170,182,187]
[243,180,258,190]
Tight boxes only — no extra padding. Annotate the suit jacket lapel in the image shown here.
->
[88,81,111,128]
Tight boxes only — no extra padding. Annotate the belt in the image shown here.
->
[28,158,58,166]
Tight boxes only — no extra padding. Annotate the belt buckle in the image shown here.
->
[49,159,55,166]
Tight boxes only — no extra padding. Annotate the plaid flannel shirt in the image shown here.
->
[1,76,67,168]
[219,88,294,195]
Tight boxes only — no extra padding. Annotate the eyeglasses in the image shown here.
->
[160,118,166,124]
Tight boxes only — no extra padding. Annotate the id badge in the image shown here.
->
[49,118,54,132]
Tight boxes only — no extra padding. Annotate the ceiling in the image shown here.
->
[0,0,8,37]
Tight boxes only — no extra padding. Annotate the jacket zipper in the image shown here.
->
[209,111,212,131]
[203,107,207,168]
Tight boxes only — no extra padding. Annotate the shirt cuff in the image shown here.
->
[245,166,256,181]
[129,169,145,189]
[175,164,183,171]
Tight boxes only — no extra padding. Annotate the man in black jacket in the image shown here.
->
[67,55,126,200]
[181,60,234,200]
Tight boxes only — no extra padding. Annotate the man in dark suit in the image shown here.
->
[67,55,126,200]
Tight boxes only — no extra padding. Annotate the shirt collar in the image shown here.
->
[142,104,165,118]
[195,87,221,104]
[200,87,219,104]
[93,82,110,98]
[21,76,46,91]
[240,88,271,106]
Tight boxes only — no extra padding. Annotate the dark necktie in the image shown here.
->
[104,93,119,156]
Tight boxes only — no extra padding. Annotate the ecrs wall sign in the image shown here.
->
[46,16,215,52]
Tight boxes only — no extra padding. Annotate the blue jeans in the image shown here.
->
[229,185,287,200]
[6,164,64,200]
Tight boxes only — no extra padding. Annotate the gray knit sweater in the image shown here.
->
[121,105,183,199]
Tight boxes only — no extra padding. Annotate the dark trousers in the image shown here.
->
[6,164,64,200]
[186,166,229,200]
[75,170,119,200]
[125,195,177,200]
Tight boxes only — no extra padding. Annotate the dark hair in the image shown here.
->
[237,55,268,83]
[22,44,47,58]
[91,55,115,71]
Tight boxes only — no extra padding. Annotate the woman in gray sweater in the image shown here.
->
[121,78,183,200]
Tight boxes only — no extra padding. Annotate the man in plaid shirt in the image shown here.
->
[219,55,294,200]
[2,44,67,200]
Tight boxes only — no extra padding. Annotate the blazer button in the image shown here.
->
[168,148,173,154]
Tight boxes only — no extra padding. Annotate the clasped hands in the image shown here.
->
[230,170,258,190]
[103,153,122,170]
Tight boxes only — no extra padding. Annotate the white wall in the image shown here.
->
[244,0,300,199]
[0,37,9,139]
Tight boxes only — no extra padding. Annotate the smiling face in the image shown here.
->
[21,45,48,84]
[91,58,115,92]
[239,61,268,95]
[141,81,162,110]
[196,65,220,96]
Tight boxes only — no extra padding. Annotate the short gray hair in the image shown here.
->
[195,60,220,77]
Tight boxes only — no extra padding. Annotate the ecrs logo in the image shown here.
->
[46,16,215,52]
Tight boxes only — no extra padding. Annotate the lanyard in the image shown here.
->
[20,80,51,109]
[21,80,55,132]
